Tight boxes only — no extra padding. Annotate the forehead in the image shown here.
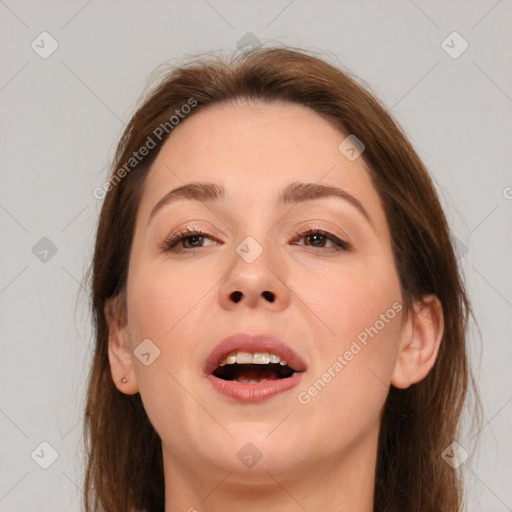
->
[138,101,387,231]
[152,100,354,178]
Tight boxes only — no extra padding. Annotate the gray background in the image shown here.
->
[1,1,511,510]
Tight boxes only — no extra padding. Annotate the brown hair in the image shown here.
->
[84,47,478,512]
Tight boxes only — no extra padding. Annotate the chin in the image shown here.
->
[201,426,309,477]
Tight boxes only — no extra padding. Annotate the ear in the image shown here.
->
[391,294,444,389]
[105,296,139,395]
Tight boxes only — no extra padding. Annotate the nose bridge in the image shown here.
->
[231,205,277,269]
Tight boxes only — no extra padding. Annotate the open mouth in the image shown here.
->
[213,352,298,384]
[205,334,307,402]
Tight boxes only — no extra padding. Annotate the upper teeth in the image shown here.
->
[219,351,288,366]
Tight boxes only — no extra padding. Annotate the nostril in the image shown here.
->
[229,291,275,303]
[262,291,275,302]
[230,291,243,303]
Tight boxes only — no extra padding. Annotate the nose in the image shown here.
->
[218,240,291,312]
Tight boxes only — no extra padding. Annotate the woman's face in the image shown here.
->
[120,101,407,481]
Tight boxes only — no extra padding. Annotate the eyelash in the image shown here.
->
[160,226,352,253]
[293,227,352,252]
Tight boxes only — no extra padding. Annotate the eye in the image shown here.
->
[160,226,351,254]
[160,227,220,253]
[292,228,351,252]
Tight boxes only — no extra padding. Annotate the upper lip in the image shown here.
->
[204,332,308,376]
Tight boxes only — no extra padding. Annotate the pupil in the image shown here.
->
[308,234,324,246]
[186,236,202,247]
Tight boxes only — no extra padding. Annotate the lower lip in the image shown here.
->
[206,372,304,403]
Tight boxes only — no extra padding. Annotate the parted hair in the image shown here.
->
[84,46,478,512]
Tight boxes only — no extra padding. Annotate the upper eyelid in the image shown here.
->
[163,219,350,236]
[165,226,343,240]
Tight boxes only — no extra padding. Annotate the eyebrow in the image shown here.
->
[148,181,373,228]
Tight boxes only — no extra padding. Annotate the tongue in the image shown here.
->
[234,366,280,382]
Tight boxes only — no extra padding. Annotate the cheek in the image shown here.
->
[294,304,403,454]
[124,264,215,433]
[292,253,403,420]
[125,259,222,400]
[291,249,402,347]
[127,260,216,340]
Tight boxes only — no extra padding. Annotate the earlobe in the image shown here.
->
[391,294,444,389]
[105,297,139,395]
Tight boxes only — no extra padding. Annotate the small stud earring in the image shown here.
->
[121,376,128,384]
